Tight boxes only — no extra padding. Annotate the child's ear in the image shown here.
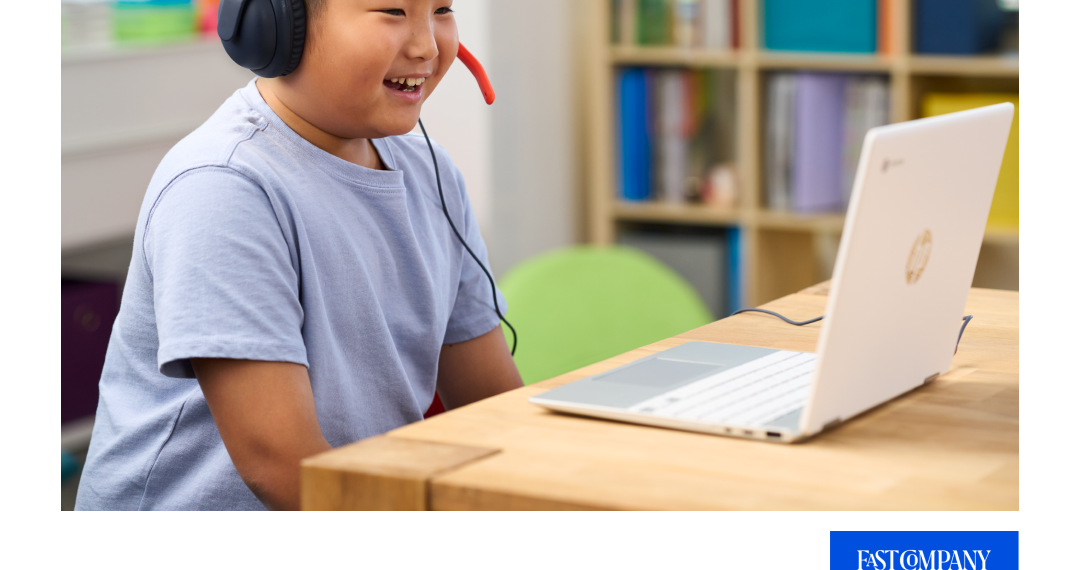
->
[457,43,495,105]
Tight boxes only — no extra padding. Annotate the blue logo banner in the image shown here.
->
[830,531,1018,570]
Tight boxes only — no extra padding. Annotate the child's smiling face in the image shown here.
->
[274,0,458,140]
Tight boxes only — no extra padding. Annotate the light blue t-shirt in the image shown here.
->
[75,79,506,510]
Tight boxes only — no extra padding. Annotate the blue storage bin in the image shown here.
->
[915,0,1004,55]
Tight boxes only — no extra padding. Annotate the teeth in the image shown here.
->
[416,77,425,84]
[387,77,426,85]
[406,78,417,86]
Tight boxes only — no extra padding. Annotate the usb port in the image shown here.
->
[766,431,782,438]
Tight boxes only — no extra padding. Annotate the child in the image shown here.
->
[76,0,522,510]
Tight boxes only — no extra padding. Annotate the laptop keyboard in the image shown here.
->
[626,351,816,427]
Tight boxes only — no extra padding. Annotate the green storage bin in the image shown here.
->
[113,1,196,44]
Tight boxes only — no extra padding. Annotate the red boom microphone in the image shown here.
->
[456,42,495,105]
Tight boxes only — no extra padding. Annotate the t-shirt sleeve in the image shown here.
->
[143,167,308,378]
[442,164,508,345]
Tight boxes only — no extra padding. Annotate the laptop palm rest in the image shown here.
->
[537,342,780,410]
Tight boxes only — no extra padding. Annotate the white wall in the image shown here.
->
[61,41,254,250]
[486,0,581,276]
[411,0,494,234]
[395,0,586,277]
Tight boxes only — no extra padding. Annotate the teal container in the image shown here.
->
[762,0,877,53]
[62,451,79,483]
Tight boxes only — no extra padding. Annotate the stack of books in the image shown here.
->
[617,67,738,207]
[764,72,889,213]
[611,0,739,50]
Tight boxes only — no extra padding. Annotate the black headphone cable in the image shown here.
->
[730,308,974,354]
[417,118,517,357]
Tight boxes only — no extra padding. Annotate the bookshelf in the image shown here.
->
[581,0,1019,307]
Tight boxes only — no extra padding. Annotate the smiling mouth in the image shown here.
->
[383,77,426,92]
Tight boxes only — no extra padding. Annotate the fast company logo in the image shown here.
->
[856,548,989,570]
[831,532,1018,570]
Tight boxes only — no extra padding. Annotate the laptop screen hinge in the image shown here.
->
[822,418,842,431]
[923,373,940,385]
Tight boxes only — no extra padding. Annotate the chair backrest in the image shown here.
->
[499,245,713,385]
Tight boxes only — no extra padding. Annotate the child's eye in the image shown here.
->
[379,8,405,17]
[435,7,453,15]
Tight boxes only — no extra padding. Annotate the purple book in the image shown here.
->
[792,72,847,212]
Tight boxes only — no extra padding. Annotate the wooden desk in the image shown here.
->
[301,283,1019,510]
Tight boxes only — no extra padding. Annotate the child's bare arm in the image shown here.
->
[436,325,524,410]
[192,358,331,510]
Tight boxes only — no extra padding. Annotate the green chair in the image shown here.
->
[499,245,714,385]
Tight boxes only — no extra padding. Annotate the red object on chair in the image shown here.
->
[424,393,445,418]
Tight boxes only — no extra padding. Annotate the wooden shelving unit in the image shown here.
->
[581,0,1019,307]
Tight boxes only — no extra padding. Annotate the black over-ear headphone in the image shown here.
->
[217,0,307,78]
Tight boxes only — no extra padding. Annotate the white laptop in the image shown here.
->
[529,103,1015,443]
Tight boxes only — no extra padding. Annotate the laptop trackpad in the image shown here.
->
[592,359,717,389]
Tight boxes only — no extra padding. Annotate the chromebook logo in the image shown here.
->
[906,230,933,284]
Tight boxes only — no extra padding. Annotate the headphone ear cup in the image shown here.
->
[221,0,278,72]
[279,0,306,76]
[220,0,306,78]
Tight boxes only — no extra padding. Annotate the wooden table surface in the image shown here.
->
[301,283,1019,510]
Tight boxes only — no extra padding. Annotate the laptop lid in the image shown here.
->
[799,103,1015,435]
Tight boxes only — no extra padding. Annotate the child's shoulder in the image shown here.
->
[148,88,271,189]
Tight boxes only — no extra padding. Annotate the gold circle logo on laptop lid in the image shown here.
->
[906,230,933,284]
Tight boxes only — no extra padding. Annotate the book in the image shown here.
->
[914,0,1003,55]
[921,93,1019,228]
[610,0,622,43]
[762,0,877,53]
[765,73,796,211]
[726,226,742,312]
[618,68,653,201]
[842,76,889,207]
[730,0,740,49]
[673,0,701,48]
[701,0,731,50]
[655,69,691,203]
[878,0,893,54]
[622,0,635,45]
[791,72,847,212]
[637,0,673,45]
